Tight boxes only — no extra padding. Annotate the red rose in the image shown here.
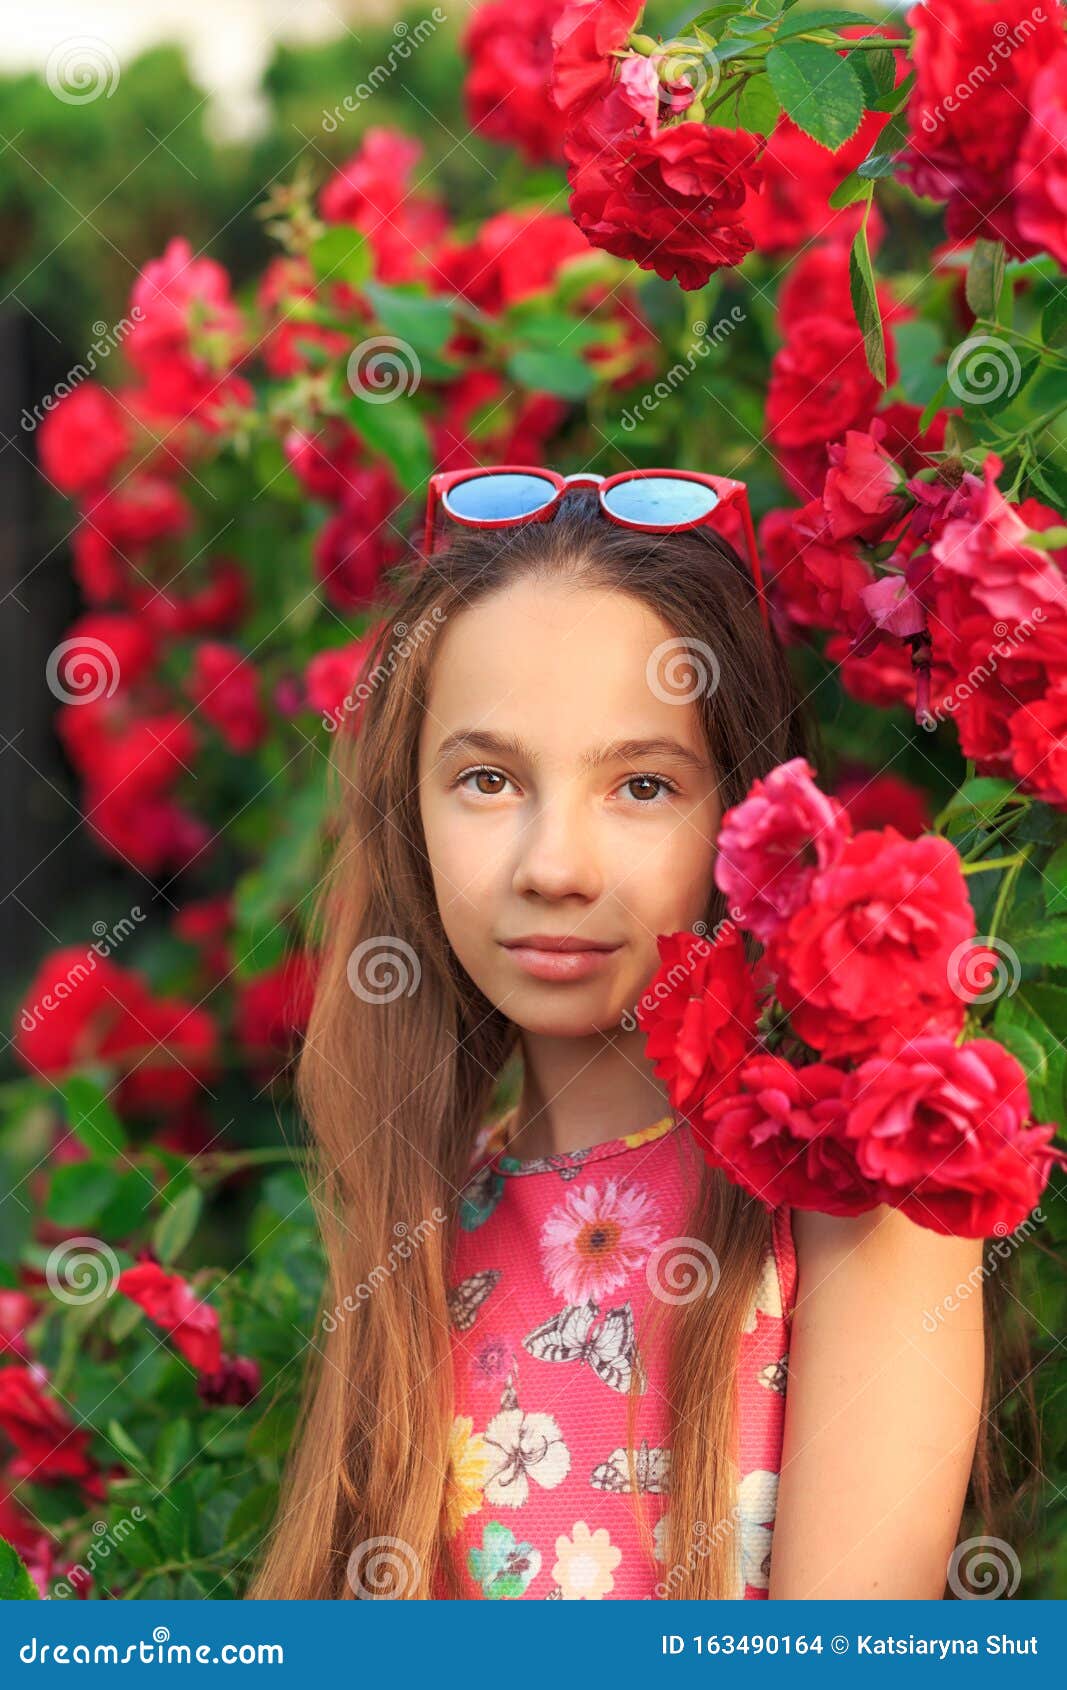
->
[464,0,569,163]
[1009,674,1067,807]
[87,788,209,876]
[746,113,888,256]
[127,236,246,378]
[901,0,1067,255]
[284,422,363,503]
[38,384,129,496]
[116,1263,222,1373]
[234,954,317,1059]
[197,1355,261,1407]
[435,207,591,314]
[834,770,933,839]
[313,466,404,610]
[550,0,644,119]
[825,631,918,712]
[187,642,268,754]
[767,828,976,1061]
[567,102,764,290]
[767,314,883,467]
[843,1036,1066,1236]
[698,1054,874,1214]
[713,756,853,944]
[319,129,450,286]
[305,636,376,729]
[637,925,760,1112]
[0,1291,37,1361]
[1015,60,1067,267]
[760,501,875,635]
[0,1366,98,1484]
[822,422,907,543]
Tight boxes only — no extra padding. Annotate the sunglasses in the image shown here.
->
[423,466,770,634]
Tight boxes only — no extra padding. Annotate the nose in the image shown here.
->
[511,791,603,903]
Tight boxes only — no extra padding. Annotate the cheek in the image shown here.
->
[626,824,717,937]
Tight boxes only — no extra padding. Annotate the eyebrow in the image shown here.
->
[433,728,710,776]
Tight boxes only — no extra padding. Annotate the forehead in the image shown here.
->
[419,578,707,762]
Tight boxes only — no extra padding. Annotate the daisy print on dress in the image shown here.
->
[481,1404,571,1508]
[591,1438,670,1494]
[524,1300,647,1394]
[447,1269,501,1332]
[467,1521,542,1599]
[540,1176,662,1302]
[550,1521,623,1599]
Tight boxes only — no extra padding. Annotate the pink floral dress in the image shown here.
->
[437,1105,796,1600]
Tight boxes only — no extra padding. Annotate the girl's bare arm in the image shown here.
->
[767,1203,987,1599]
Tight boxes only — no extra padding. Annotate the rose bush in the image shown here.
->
[2,0,1067,1597]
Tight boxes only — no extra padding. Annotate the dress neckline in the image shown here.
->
[481,1103,683,1177]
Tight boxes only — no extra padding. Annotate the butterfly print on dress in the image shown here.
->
[523,1300,646,1394]
[447,1269,501,1331]
[590,1438,670,1495]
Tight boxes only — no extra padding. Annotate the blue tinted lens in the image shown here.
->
[601,476,720,527]
[443,473,556,521]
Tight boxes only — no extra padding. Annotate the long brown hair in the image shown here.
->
[247,491,1035,1600]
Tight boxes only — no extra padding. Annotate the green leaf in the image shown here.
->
[155,1418,195,1488]
[1042,285,1067,345]
[1043,845,1067,919]
[106,1417,151,1475]
[1014,926,1067,968]
[233,777,328,938]
[46,1161,120,1229]
[345,392,431,491]
[151,1183,203,1267]
[856,108,909,178]
[506,347,596,401]
[848,211,887,385]
[828,168,870,209]
[309,225,371,289]
[893,319,944,407]
[723,73,781,133]
[851,46,897,106]
[775,8,876,38]
[995,985,1067,1127]
[60,1074,127,1157]
[0,1537,39,1599]
[362,284,456,358]
[965,240,1007,322]
[959,351,1037,420]
[765,41,864,151]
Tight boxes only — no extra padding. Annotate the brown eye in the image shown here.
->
[625,774,676,802]
[460,767,508,796]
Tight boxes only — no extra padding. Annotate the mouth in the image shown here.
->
[501,936,620,953]
[499,937,622,982]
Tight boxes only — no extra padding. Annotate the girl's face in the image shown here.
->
[417,577,722,1035]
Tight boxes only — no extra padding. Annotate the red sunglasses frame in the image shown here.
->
[423,465,771,634]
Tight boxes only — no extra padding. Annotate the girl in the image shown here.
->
[249,471,1034,1601]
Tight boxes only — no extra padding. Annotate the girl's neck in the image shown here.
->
[506,1042,673,1160]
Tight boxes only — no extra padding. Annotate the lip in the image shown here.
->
[500,936,622,983]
